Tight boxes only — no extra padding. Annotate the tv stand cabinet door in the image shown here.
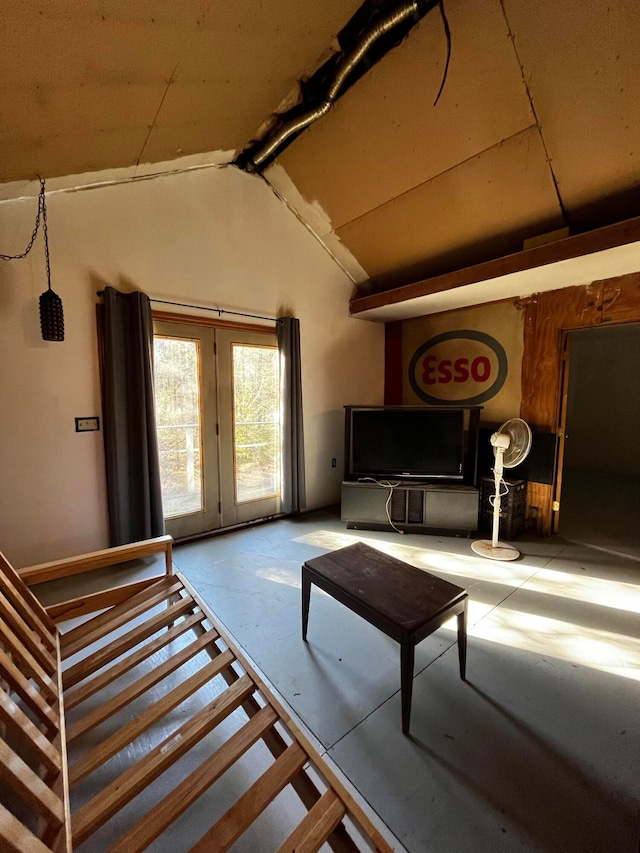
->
[341,481,479,532]
[341,481,393,524]
[423,488,478,530]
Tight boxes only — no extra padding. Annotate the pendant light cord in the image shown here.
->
[0,177,47,263]
[40,180,53,290]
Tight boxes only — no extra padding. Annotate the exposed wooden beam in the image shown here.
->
[350,215,640,320]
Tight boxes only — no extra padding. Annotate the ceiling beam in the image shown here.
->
[350,215,640,321]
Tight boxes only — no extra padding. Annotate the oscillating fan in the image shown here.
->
[471,418,532,561]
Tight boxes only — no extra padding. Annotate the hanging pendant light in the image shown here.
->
[39,288,64,341]
[0,176,65,342]
[38,179,64,341]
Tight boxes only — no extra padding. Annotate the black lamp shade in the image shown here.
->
[40,288,64,341]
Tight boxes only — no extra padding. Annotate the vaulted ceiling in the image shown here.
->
[2,0,640,301]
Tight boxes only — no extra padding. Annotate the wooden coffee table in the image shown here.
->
[302,541,468,735]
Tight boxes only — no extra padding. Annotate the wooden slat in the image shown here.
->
[64,608,204,706]
[0,690,61,775]
[0,738,64,827]
[49,634,72,853]
[0,803,53,853]
[164,538,173,574]
[0,648,59,732]
[67,628,218,742]
[0,558,391,853]
[46,577,163,623]
[0,620,58,700]
[0,551,56,649]
[181,576,362,853]
[18,535,173,586]
[190,742,308,853]
[73,674,258,846]
[0,593,56,673]
[60,576,182,658]
[69,649,235,786]
[276,790,346,853]
[178,573,393,853]
[107,703,278,853]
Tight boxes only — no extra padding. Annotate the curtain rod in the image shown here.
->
[96,291,281,323]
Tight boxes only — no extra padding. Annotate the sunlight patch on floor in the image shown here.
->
[379,541,535,584]
[293,530,365,550]
[439,601,495,629]
[294,531,537,585]
[255,566,301,589]
[289,530,640,667]
[472,607,640,681]
[292,532,640,616]
[522,568,640,613]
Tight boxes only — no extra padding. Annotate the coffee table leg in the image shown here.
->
[400,639,415,735]
[302,569,311,642]
[457,599,468,680]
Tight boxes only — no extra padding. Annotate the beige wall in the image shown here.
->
[400,300,524,424]
[0,165,384,566]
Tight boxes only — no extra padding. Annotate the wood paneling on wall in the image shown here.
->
[601,273,640,324]
[521,284,601,429]
[521,271,640,534]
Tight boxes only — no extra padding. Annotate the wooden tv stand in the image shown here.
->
[341,480,479,535]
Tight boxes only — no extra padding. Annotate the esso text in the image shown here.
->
[422,355,491,385]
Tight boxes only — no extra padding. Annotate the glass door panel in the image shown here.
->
[153,321,220,539]
[153,320,281,538]
[154,336,203,518]
[217,328,281,527]
[232,343,281,504]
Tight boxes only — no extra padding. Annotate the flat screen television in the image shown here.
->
[346,406,465,481]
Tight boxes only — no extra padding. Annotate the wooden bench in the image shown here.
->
[0,536,395,852]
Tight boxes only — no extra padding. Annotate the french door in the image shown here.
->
[153,319,281,539]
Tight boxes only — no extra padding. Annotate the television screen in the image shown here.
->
[349,407,464,480]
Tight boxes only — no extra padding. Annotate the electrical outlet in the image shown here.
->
[331,458,337,468]
[75,417,100,432]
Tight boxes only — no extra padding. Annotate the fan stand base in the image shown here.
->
[471,540,520,561]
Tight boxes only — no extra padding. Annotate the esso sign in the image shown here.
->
[408,330,508,405]
[422,354,491,385]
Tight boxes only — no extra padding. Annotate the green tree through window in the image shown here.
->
[232,344,280,503]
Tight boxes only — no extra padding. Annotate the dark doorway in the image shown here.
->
[559,323,640,559]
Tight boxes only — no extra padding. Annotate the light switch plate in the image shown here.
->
[75,417,100,432]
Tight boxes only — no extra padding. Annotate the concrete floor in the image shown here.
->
[161,508,640,853]
[38,507,640,851]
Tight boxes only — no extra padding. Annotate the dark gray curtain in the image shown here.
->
[277,317,306,514]
[102,287,165,545]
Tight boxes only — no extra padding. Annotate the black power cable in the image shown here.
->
[433,0,452,106]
